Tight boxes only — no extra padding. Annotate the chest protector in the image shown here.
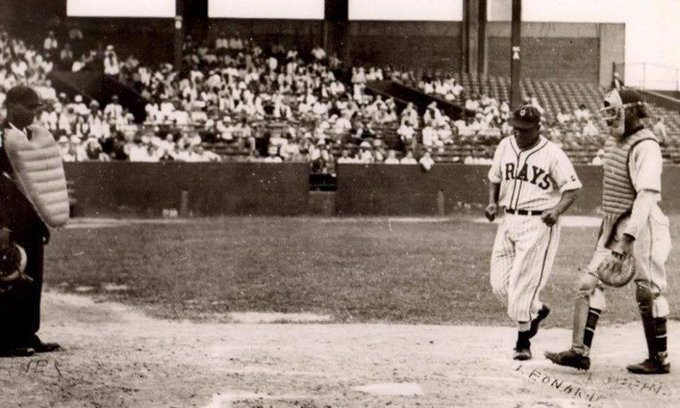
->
[3,125,70,228]
[602,128,657,216]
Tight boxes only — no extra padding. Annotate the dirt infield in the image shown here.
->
[1,291,678,408]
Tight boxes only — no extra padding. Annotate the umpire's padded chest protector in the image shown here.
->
[3,125,70,228]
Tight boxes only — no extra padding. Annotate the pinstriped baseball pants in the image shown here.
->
[490,214,561,323]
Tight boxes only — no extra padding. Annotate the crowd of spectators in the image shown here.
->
[8,24,678,171]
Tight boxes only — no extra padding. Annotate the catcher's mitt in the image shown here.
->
[596,252,636,287]
[0,240,32,293]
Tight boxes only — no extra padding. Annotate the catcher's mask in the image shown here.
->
[599,89,648,136]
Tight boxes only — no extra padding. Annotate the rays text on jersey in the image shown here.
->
[505,163,551,190]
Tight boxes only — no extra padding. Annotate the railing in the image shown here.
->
[614,62,680,91]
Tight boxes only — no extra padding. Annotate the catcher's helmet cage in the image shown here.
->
[600,88,648,122]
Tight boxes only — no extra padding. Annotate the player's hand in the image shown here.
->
[485,203,498,222]
[541,208,560,226]
[612,234,635,257]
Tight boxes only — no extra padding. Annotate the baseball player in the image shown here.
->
[546,89,672,374]
[486,105,581,360]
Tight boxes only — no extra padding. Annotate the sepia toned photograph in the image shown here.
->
[0,0,679,406]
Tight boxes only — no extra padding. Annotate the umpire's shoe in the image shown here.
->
[529,305,550,339]
[545,349,591,370]
[0,346,35,358]
[626,353,670,375]
[24,335,60,353]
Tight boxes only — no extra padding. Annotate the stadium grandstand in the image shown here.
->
[2,0,680,187]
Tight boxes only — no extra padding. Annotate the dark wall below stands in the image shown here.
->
[64,162,310,217]
[65,163,680,217]
[335,164,680,216]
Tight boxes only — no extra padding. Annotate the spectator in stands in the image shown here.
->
[526,93,545,114]
[57,136,72,161]
[84,137,110,161]
[357,141,374,163]
[72,94,88,115]
[351,67,366,100]
[557,109,572,125]
[423,102,443,126]
[611,72,624,91]
[653,116,668,145]
[127,136,154,162]
[68,25,84,52]
[400,102,419,128]
[421,122,440,148]
[311,45,326,62]
[397,120,416,151]
[59,43,74,70]
[104,95,123,123]
[465,93,480,112]
[591,149,605,165]
[43,30,58,52]
[573,104,591,122]
[334,149,350,164]
[419,150,435,171]
[582,119,599,138]
[103,45,120,76]
[384,149,400,164]
[192,145,222,162]
[400,150,417,165]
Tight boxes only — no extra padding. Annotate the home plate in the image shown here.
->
[472,215,600,228]
[353,382,424,396]
[202,390,314,408]
[228,312,333,323]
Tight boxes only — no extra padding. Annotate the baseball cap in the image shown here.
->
[4,85,41,108]
[508,105,541,129]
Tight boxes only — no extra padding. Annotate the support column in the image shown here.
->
[463,0,480,74]
[324,0,350,63]
[174,0,185,71]
[477,0,488,76]
[510,0,522,109]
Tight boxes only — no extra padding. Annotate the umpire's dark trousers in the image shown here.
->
[0,234,45,344]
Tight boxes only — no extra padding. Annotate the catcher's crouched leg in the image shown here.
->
[571,272,606,356]
[545,272,603,370]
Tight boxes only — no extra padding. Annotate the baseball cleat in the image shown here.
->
[529,305,550,338]
[626,356,670,375]
[545,349,591,370]
[513,347,532,361]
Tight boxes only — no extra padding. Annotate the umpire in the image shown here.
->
[0,85,61,357]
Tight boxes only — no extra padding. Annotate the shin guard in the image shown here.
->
[635,281,659,357]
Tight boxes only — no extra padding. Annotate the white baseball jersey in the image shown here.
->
[488,135,581,324]
[488,136,582,211]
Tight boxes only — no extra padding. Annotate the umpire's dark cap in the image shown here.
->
[508,105,541,129]
[4,85,41,108]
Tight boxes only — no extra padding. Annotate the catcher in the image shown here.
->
[546,88,672,374]
[0,85,70,357]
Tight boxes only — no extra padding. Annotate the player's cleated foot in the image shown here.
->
[626,356,670,375]
[529,305,550,339]
[513,347,532,360]
[545,349,590,370]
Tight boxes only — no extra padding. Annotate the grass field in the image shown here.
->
[44,215,680,328]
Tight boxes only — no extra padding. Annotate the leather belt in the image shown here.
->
[505,208,544,216]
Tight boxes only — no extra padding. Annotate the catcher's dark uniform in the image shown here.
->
[0,123,51,347]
